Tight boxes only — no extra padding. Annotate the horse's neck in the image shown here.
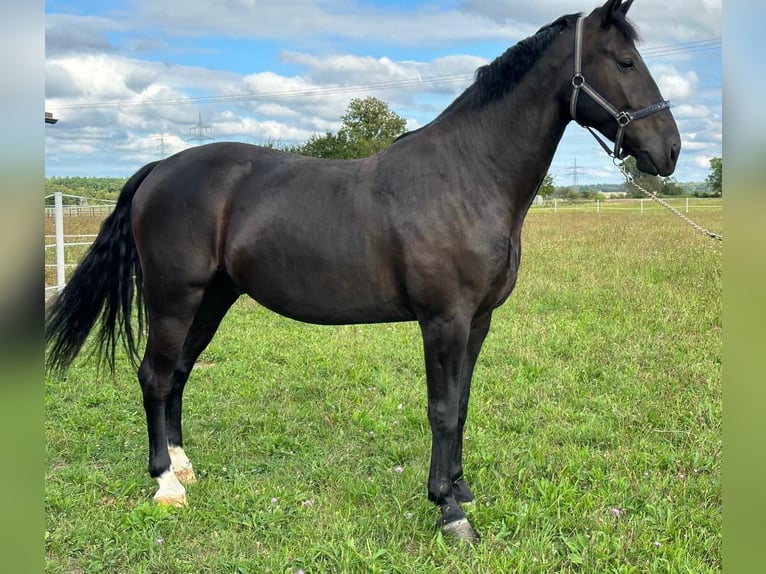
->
[435,52,570,212]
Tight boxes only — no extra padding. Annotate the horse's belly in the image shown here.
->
[229,249,413,325]
[248,281,414,325]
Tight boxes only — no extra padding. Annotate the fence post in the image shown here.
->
[54,191,66,291]
[640,199,644,214]
[686,197,689,213]
[596,199,600,213]
[554,198,558,213]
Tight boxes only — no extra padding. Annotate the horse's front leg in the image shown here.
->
[452,312,492,505]
[419,314,480,544]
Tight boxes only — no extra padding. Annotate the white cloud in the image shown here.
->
[694,154,713,168]
[650,64,699,101]
[628,0,722,43]
[682,140,712,151]
[255,103,300,118]
[120,0,530,48]
[459,0,721,43]
[45,0,721,183]
[673,104,710,119]
[45,14,118,54]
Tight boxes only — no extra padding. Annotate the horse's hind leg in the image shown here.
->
[139,285,208,506]
[166,273,240,485]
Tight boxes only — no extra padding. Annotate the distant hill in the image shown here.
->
[552,181,711,198]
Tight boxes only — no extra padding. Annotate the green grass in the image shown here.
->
[45,209,722,573]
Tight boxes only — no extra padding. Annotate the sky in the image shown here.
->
[44,0,722,185]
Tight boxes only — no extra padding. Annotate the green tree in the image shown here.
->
[660,177,683,196]
[293,97,407,159]
[621,157,663,197]
[621,157,687,197]
[552,186,577,200]
[538,173,555,200]
[338,97,407,157]
[706,157,722,197]
[294,131,348,159]
[45,176,127,204]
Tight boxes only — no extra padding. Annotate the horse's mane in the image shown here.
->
[395,10,639,141]
[426,14,576,121]
[472,15,575,106]
[474,10,638,105]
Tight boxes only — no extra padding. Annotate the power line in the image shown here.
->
[642,38,721,59]
[52,73,474,111]
[47,37,720,113]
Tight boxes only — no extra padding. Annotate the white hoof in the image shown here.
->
[154,470,187,506]
[169,446,197,484]
[174,465,197,485]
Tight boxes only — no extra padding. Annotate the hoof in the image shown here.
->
[453,477,475,505]
[153,491,187,507]
[169,446,196,484]
[442,518,480,545]
[173,464,197,485]
[154,470,187,507]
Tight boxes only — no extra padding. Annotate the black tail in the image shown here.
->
[45,160,161,376]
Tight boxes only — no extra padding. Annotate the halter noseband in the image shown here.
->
[570,15,670,159]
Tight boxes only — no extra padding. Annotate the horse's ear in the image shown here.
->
[599,0,625,28]
[619,0,635,15]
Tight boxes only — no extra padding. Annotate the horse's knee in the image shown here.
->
[428,400,460,435]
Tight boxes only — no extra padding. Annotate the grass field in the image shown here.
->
[45,208,722,573]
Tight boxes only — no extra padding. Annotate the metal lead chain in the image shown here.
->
[616,160,722,242]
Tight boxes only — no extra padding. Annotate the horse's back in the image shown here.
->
[222,147,415,323]
[129,142,414,323]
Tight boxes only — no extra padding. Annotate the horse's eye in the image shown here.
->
[618,59,635,70]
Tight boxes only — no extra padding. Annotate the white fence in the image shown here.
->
[535,197,723,213]
[44,192,116,295]
[44,194,721,295]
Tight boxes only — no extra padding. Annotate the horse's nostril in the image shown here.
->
[670,142,679,163]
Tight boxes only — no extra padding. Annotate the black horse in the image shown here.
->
[46,0,680,543]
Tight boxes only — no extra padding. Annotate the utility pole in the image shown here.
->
[566,158,585,193]
[156,133,170,157]
[188,114,214,146]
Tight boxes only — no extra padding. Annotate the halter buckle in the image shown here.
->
[616,111,632,127]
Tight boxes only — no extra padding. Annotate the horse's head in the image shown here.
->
[570,0,681,176]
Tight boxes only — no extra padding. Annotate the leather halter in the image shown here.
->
[570,15,671,159]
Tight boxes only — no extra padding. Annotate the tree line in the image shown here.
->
[46,96,722,203]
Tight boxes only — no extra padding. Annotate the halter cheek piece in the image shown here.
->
[570,15,671,159]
